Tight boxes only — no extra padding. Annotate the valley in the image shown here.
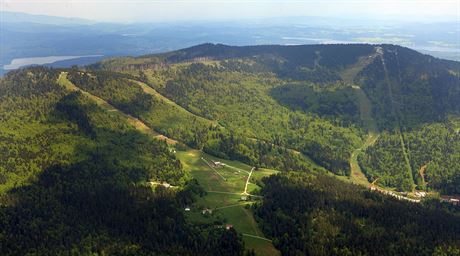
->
[2,0,460,254]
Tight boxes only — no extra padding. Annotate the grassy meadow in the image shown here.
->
[175,147,280,255]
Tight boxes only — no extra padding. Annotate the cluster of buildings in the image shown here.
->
[214,224,234,230]
[414,191,427,198]
[370,185,460,206]
[183,207,214,215]
[369,186,421,203]
[184,207,234,230]
[148,181,171,188]
[440,196,460,206]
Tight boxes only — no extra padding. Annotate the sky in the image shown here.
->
[1,0,459,23]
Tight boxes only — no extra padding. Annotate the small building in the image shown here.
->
[202,208,213,215]
[450,199,460,206]
[241,196,247,201]
[440,196,460,206]
[225,224,233,230]
[212,161,225,167]
[415,191,427,198]
[185,207,191,212]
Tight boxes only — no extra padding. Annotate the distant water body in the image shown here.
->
[3,55,103,70]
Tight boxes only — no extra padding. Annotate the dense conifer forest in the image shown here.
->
[254,172,460,256]
[94,43,460,192]
[0,68,244,255]
[1,43,460,255]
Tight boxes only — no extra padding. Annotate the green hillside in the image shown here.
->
[2,43,460,255]
[0,67,245,255]
[95,43,460,193]
[255,172,460,255]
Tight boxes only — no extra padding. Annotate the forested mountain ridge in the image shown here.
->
[95,43,460,129]
[356,45,460,129]
[65,68,315,173]
[94,43,460,193]
[2,43,460,255]
[0,67,245,255]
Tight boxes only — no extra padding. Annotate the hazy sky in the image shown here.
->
[2,0,459,23]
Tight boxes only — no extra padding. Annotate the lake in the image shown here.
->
[3,55,103,70]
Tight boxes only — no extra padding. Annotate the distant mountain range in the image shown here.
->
[1,11,459,76]
[2,11,95,25]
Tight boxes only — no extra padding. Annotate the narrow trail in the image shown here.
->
[348,50,380,186]
[206,191,243,195]
[377,48,415,189]
[314,51,322,68]
[243,167,255,195]
[248,138,301,154]
[398,131,414,187]
[225,164,250,175]
[418,162,429,188]
[206,190,263,198]
[132,79,218,126]
[349,87,379,185]
[214,202,254,210]
[57,72,177,145]
[241,207,261,237]
[340,53,378,84]
[242,234,273,242]
[201,157,227,181]
[349,131,378,186]
[59,72,276,252]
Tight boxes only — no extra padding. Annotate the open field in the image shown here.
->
[347,86,379,186]
[175,148,280,255]
[349,132,379,186]
[243,235,279,256]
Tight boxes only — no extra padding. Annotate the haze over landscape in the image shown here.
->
[1,1,460,255]
[1,0,459,75]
